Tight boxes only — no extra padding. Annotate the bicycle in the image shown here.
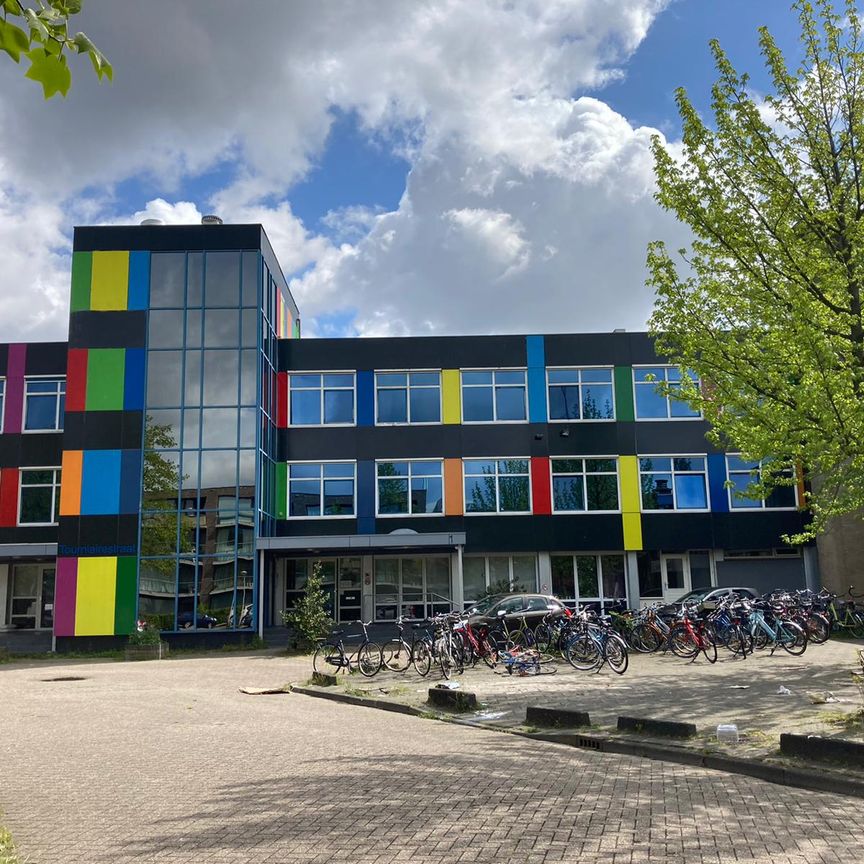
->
[562,610,629,674]
[312,620,383,677]
[665,608,718,663]
[740,600,808,656]
[381,616,433,675]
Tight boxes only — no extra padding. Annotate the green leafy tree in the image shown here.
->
[647,0,864,540]
[282,562,334,649]
[1,0,111,98]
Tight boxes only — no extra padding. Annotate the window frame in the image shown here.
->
[461,554,539,607]
[285,460,357,520]
[549,552,628,611]
[725,454,799,511]
[632,365,702,421]
[17,466,62,527]
[549,456,621,514]
[460,368,529,424]
[374,459,445,517]
[0,377,5,433]
[288,370,356,427]
[22,376,66,433]
[373,369,442,426]
[462,457,532,515]
[546,366,616,422]
[638,454,710,513]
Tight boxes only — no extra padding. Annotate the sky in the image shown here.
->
[0,0,806,342]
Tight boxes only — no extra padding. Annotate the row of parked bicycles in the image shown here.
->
[311,587,863,679]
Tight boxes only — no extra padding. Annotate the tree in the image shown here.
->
[647,0,864,541]
[282,562,334,650]
[1,1,111,98]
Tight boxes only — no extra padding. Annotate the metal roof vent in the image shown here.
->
[140,218,163,226]
[201,214,223,225]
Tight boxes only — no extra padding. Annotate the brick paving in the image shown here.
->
[0,652,860,863]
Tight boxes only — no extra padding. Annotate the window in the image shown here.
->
[462,370,527,422]
[0,378,4,432]
[24,378,65,431]
[726,455,797,510]
[547,368,614,420]
[287,462,355,517]
[18,468,61,525]
[639,456,708,511]
[377,461,444,515]
[375,372,440,423]
[633,366,700,419]
[462,555,537,606]
[374,556,451,621]
[551,458,619,512]
[289,373,354,425]
[551,554,626,610]
[464,459,530,513]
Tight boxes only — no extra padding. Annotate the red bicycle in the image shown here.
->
[452,615,499,668]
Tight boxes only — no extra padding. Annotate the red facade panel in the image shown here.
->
[530,456,552,515]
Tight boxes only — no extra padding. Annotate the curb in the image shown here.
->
[290,686,864,800]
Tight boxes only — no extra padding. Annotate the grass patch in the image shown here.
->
[822,708,864,732]
[0,823,23,864]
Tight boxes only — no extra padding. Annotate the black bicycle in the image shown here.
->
[381,616,432,675]
[313,620,383,677]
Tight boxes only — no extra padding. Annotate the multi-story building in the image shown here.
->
[0,222,818,651]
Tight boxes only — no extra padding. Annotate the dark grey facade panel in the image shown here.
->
[0,344,7,376]
[73,224,266,253]
[0,526,58,544]
[544,332,661,366]
[276,518,360,537]
[634,422,718,454]
[24,342,68,375]
[547,423,635,456]
[0,434,63,469]
[715,558,806,593]
[711,512,808,550]
[641,513,715,550]
[62,411,123,451]
[57,515,139,551]
[69,311,147,349]
[279,335,528,372]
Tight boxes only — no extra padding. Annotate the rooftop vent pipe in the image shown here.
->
[201,214,223,225]
[140,218,163,226]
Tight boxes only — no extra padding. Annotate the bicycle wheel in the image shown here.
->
[804,613,830,645]
[750,625,770,650]
[604,634,629,675]
[313,642,344,675]
[726,625,751,658]
[533,623,553,653]
[479,635,499,668]
[512,627,536,649]
[851,612,864,640]
[357,642,383,677]
[412,639,432,677]
[382,638,412,673]
[700,629,718,664]
[667,623,699,659]
[777,621,807,656]
[630,623,662,653]
[564,633,602,671]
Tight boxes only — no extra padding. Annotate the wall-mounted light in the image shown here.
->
[560,428,570,438]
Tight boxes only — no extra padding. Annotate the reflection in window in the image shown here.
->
[18,468,61,525]
[464,459,530,513]
[726,455,797,510]
[203,350,239,405]
[375,372,440,424]
[146,352,183,407]
[462,370,527,422]
[204,251,240,307]
[150,253,186,308]
[376,461,443,515]
[24,378,65,431]
[639,456,708,510]
[633,366,700,419]
[551,458,618,512]
[550,554,626,609]
[373,556,451,621]
[462,555,537,605]
[290,373,355,425]
[288,462,356,517]
[547,368,614,420]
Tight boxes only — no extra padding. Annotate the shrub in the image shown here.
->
[281,562,333,649]
[127,627,162,646]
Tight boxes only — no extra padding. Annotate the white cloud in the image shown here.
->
[0,0,681,340]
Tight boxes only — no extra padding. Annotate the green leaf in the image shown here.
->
[2,1,24,15]
[0,18,30,62]
[22,8,50,42]
[24,46,71,98]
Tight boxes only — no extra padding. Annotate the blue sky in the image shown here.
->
[0,1,829,340]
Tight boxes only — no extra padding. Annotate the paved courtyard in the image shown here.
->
[0,652,861,863]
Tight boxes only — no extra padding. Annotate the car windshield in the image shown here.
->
[468,595,506,615]
[678,588,713,603]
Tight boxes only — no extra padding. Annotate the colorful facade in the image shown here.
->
[0,223,818,650]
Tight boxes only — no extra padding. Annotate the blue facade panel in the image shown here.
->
[357,370,374,426]
[526,335,547,423]
[123,348,145,411]
[708,454,730,513]
[119,450,143,514]
[357,459,375,534]
[81,449,121,515]
[127,251,150,310]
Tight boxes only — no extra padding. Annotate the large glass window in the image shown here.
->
[376,460,444,515]
[18,468,61,525]
[547,368,614,420]
[726,455,797,510]
[639,456,708,511]
[24,378,65,431]
[373,556,452,621]
[462,369,527,422]
[551,458,619,512]
[375,372,440,424]
[288,462,355,517]
[462,555,537,606]
[633,366,700,419]
[5,563,55,630]
[290,373,355,425]
[551,554,626,610]
[464,459,530,513]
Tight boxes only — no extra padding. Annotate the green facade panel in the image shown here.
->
[114,556,138,635]
[276,462,287,520]
[86,348,125,411]
[70,251,92,312]
[614,366,634,422]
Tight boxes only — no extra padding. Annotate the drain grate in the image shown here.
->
[576,735,604,751]
[41,676,87,682]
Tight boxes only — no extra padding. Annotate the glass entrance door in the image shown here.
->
[6,564,55,630]
[660,555,691,604]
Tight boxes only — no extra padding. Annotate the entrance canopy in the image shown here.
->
[257,532,466,553]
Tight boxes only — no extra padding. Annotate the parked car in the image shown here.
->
[467,594,567,628]
[664,586,758,612]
